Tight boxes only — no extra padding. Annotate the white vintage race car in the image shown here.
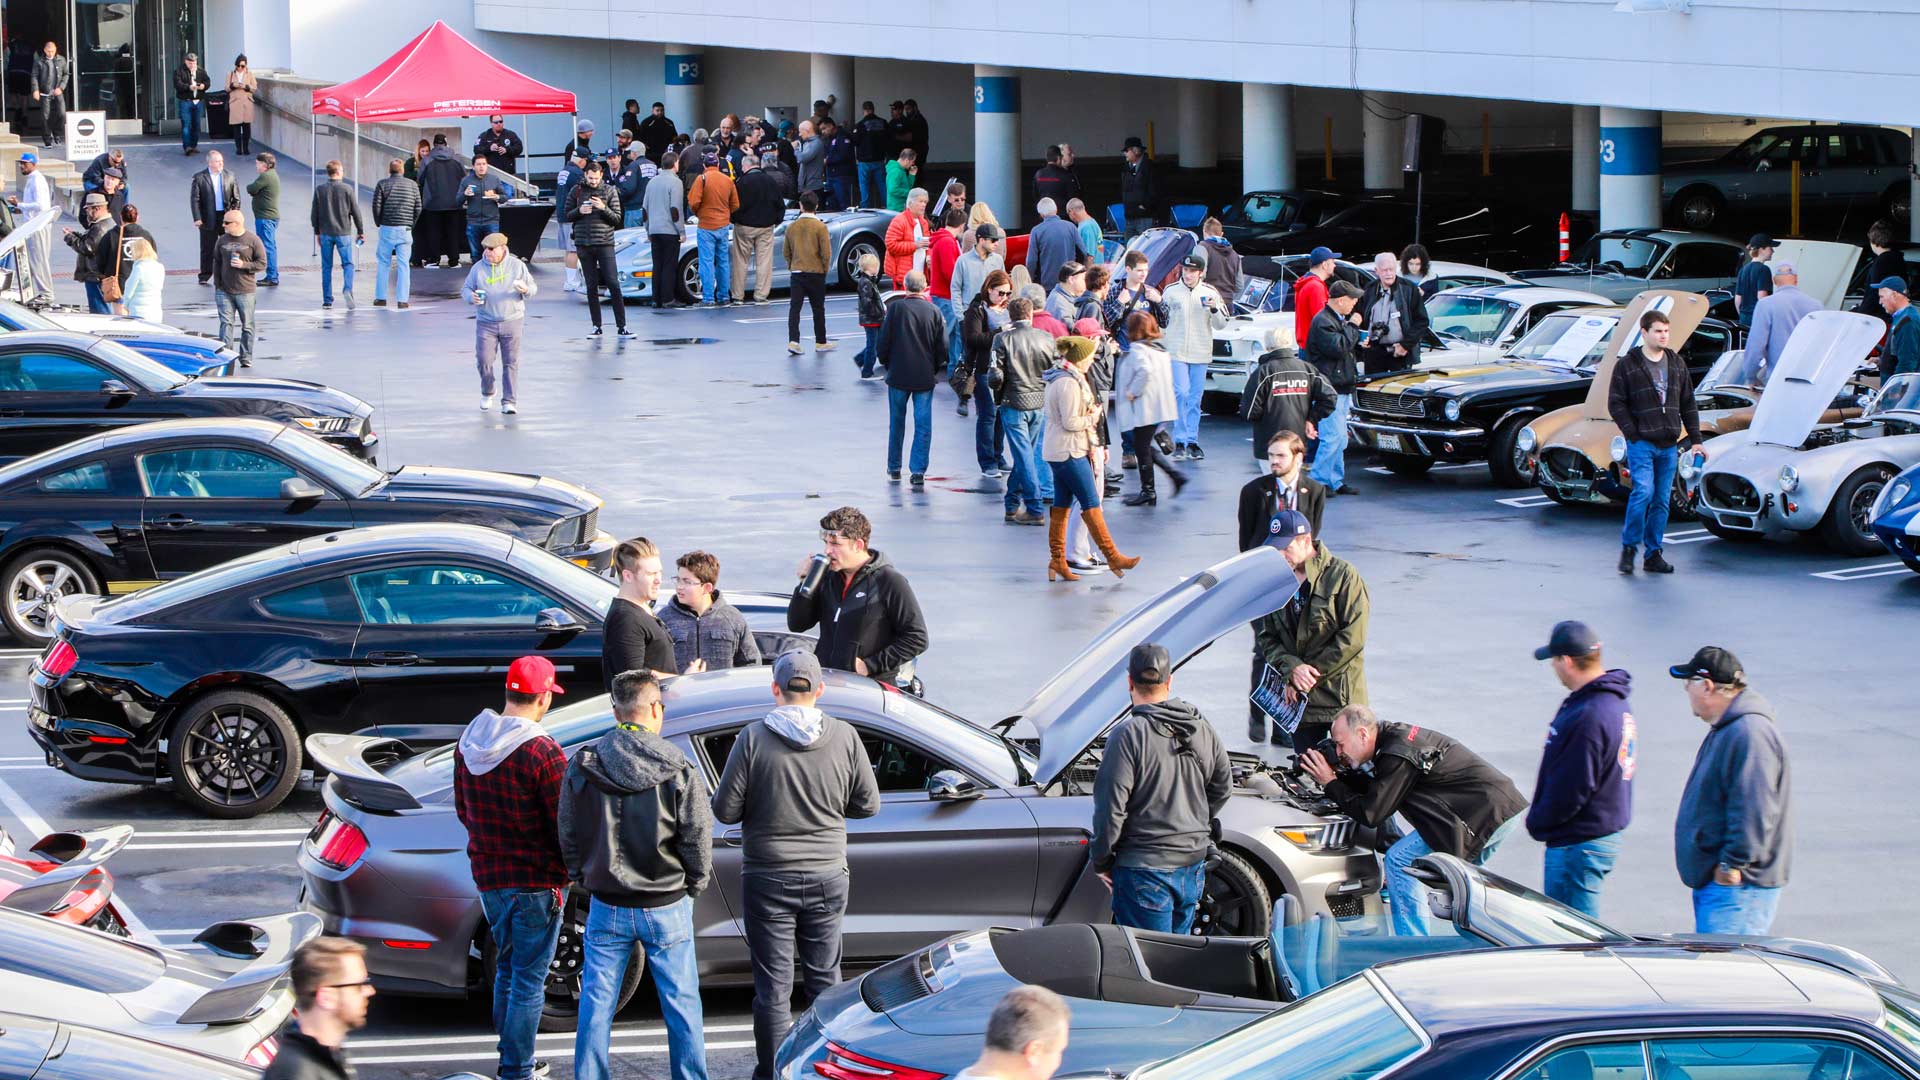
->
[1692,309,1915,554]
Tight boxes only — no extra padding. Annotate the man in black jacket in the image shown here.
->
[1118,137,1157,236]
[473,114,525,176]
[1302,705,1528,936]
[1606,308,1701,576]
[876,272,948,485]
[788,505,929,686]
[173,53,211,154]
[29,42,68,149]
[560,670,713,1080]
[263,937,372,1080]
[604,537,681,690]
[370,159,421,308]
[1355,251,1429,376]
[187,149,240,285]
[1091,644,1231,933]
[852,101,891,208]
[638,102,677,166]
[1237,436,1327,741]
[61,194,113,313]
[82,148,127,193]
[568,160,631,338]
[1239,331,1337,464]
[415,135,467,268]
[309,159,364,309]
[1033,144,1081,209]
[1305,280,1364,493]
[732,154,785,305]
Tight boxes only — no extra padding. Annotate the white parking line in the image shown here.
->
[354,1023,754,1048]
[1496,494,1555,508]
[354,1039,756,1066]
[0,773,153,939]
[1812,561,1911,581]
[1365,462,1481,475]
[131,828,312,838]
[126,840,302,851]
[1662,528,1714,545]
[734,311,860,325]
[0,649,42,657]
[0,756,42,762]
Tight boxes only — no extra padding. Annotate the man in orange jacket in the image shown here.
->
[883,186,930,289]
[685,151,740,306]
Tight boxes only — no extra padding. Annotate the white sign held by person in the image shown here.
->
[66,112,107,161]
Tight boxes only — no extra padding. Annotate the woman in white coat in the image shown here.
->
[1113,311,1185,506]
[118,238,165,323]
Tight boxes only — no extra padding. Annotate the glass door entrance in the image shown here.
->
[3,0,69,140]
[73,1,135,118]
[3,0,196,133]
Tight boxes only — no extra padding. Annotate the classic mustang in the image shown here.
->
[611,207,894,302]
[1513,228,1745,302]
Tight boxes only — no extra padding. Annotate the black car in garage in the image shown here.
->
[0,331,375,463]
[0,418,616,645]
[25,523,797,818]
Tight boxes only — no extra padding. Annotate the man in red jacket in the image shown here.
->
[454,657,570,1080]
[1293,245,1337,352]
[883,186,930,286]
[927,206,965,372]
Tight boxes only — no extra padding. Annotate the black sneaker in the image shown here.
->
[909,473,925,487]
[372,299,386,307]
[588,327,603,337]
[1187,443,1206,461]
[888,470,901,482]
[1644,551,1675,574]
[1336,484,1359,495]
[1618,546,1636,575]
[617,326,635,338]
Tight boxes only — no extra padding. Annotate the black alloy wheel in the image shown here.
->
[166,690,300,818]
[839,234,881,285]
[1190,848,1273,938]
[1820,465,1895,556]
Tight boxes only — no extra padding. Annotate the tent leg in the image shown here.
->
[310,117,319,259]
[352,118,360,271]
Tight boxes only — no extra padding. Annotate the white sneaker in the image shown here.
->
[480,394,495,411]
[502,402,518,415]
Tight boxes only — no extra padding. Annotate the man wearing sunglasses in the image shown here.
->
[264,937,372,1080]
[787,506,928,688]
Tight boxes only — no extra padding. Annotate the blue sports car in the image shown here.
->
[1869,459,1920,574]
[0,301,239,377]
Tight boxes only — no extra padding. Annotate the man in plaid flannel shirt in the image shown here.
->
[455,656,570,1080]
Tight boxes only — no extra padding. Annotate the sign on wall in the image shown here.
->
[66,111,106,161]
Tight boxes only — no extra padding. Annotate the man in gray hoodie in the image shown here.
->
[460,233,537,414]
[1090,644,1232,934]
[1670,646,1792,934]
[561,670,713,1080]
[713,651,881,1080]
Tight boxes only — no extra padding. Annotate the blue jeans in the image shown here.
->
[857,162,886,208]
[575,897,707,1080]
[1172,360,1208,444]
[85,280,110,314]
[1001,406,1053,513]
[179,99,203,150]
[318,234,354,303]
[829,176,856,212]
[974,380,1007,472]
[256,218,279,282]
[854,326,880,375]
[466,222,492,264]
[1308,393,1352,488]
[1542,832,1623,919]
[932,297,962,370]
[623,207,645,230]
[215,289,257,361]
[1621,440,1679,551]
[697,225,732,304]
[479,887,564,1080]
[887,387,933,474]
[1111,863,1206,933]
[375,225,413,303]
[1693,883,1782,935]
[1050,455,1099,510]
[1386,814,1520,936]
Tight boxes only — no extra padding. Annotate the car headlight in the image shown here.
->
[291,415,353,434]
[1516,426,1536,453]
[1886,477,1913,510]
[1609,435,1627,463]
[1779,465,1800,493]
[1273,823,1337,852]
[1443,399,1462,422]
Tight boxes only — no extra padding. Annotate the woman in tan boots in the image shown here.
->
[1043,335,1140,581]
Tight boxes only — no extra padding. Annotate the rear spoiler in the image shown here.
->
[304,733,422,812]
[0,825,132,915]
[177,911,324,1025]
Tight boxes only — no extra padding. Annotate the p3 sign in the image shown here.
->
[665,54,703,86]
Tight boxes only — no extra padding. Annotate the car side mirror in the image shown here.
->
[535,607,585,633]
[99,378,132,396]
[280,477,324,501]
[926,769,982,803]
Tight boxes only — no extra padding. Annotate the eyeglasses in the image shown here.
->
[990,288,1011,297]
[328,979,375,991]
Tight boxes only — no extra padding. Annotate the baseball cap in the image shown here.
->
[1128,643,1171,686]
[1747,232,1776,249]
[576,118,596,134]
[1533,620,1601,661]
[1074,316,1107,338]
[1329,280,1364,300]
[1669,646,1744,684]
[17,151,35,164]
[1179,253,1206,270]
[1262,508,1313,550]
[505,655,565,695]
[975,222,1003,241]
[481,232,510,249]
[889,100,905,109]
[773,649,823,693]
[1872,275,1909,295]
[1309,245,1339,266]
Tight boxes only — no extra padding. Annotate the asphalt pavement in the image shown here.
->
[1,137,1916,1080]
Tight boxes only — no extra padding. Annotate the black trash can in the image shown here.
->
[205,91,231,139]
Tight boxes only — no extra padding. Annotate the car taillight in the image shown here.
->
[244,1036,280,1066]
[309,813,369,870]
[815,1043,945,1080]
[39,639,77,679]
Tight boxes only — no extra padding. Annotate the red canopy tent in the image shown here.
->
[308,21,577,190]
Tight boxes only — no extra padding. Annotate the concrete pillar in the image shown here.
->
[1178,81,1218,169]
[974,65,1020,229]
[1242,83,1295,193]
[1361,94,1398,190]
[1598,106,1661,231]
[810,53,855,124]
[662,45,706,131]
[1571,106,1600,213]
[1911,128,1919,243]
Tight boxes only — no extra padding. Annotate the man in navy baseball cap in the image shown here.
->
[1526,620,1634,918]
[1872,276,1917,379]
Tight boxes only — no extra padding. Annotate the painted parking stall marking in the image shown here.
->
[1661,528,1714,545]
[1497,494,1556,508]
[1367,462,1481,475]
[1813,561,1910,581]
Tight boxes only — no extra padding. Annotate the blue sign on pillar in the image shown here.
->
[666,54,704,86]
[974,76,1019,114]
[1598,126,1659,175]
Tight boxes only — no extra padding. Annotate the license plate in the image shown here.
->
[1375,433,1403,453]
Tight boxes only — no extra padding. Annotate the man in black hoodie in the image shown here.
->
[1091,644,1232,934]
[788,506,929,685]
[1607,308,1702,576]
[1239,330,1337,465]
[561,670,713,1080]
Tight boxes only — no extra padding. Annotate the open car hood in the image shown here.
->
[1576,290,1710,417]
[1745,310,1886,447]
[1771,239,1863,311]
[1015,548,1298,789]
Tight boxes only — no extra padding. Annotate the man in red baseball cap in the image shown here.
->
[454,656,569,1080]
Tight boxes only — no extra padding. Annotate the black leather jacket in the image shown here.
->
[558,727,713,908]
[1325,722,1529,861]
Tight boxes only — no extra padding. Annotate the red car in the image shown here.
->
[0,824,132,936]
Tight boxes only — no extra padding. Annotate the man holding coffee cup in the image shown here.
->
[461,233,537,414]
[458,155,514,265]
[212,209,267,367]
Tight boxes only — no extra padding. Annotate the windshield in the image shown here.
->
[1569,235,1669,276]
[1871,374,1920,416]
[1235,275,1276,312]
[1506,312,1620,367]
[507,541,620,616]
[1700,349,1752,390]
[272,427,385,492]
[94,337,189,391]
[1136,976,1423,1080]
[1880,987,1920,1057]
[0,300,61,331]
[1472,869,1634,944]
[1725,129,1800,170]
[1224,193,1304,228]
[1425,295,1520,345]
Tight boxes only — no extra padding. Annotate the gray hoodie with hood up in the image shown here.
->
[1674,689,1793,890]
[1090,697,1233,872]
[558,725,713,908]
[711,705,881,875]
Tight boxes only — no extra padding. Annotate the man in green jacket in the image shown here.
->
[1254,509,1369,752]
[247,152,280,285]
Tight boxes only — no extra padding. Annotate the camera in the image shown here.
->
[1310,736,1341,769]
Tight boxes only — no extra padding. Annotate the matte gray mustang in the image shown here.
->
[298,548,1383,1029]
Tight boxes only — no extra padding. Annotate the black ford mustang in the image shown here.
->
[26,523,797,818]
[0,417,616,644]
[0,330,375,463]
